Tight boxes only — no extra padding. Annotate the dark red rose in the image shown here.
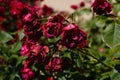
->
[80,1,85,7]
[91,0,112,15]
[48,14,65,23]
[21,43,49,66]
[71,5,78,10]
[41,5,53,16]
[43,22,62,38]
[61,23,87,48]
[28,44,49,63]
[20,67,34,80]
[23,14,42,42]
[45,56,62,72]
[32,5,41,16]
[10,0,24,15]
[22,6,43,42]
[23,23,42,42]
[23,13,38,30]
[23,5,41,22]
[42,14,65,38]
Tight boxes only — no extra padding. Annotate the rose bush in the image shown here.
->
[1,0,120,80]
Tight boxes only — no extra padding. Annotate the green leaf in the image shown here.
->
[110,69,120,80]
[58,76,66,80]
[0,30,13,43]
[16,56,27,67]
[9,73,16,80]
[48,37,60,43]
[103,22,120,48]
[14,74,22,80]
[113,3,120,15]
[76,55,82,68]
[95,20,106,28]
[18,29,25,40]
[114,52,120,58]
[11,41,22,53]
[113,23,120,47]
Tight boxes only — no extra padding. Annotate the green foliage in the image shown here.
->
[0,30,13,43]
[0,30,24,80]
[103,22,120,48]
[113,3,120,15]
[110,69,120,80]
[18,29,25,40]
[10,41,22,53]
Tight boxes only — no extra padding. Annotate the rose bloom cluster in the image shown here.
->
[19,2,87,80]
[21,0,113,79]
[20,12,87,79]
[0,0,53,32]
[1,0,87,80]
[0,0,53,45]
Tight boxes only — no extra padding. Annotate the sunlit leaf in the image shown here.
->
[11,41,22,53]
[103,22,120,48]
[110,69,120,80]
[18,29,25,40]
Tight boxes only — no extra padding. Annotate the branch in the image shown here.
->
[79,49,113,69]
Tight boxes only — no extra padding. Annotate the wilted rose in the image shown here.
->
[41,5,53,16]
[42,14,65,38]
[48,14,65,23]
[61,23,87,48]
[45,56,62,72]
[23,14,42,42]
[28,44,49,63]
[43,22,62,38]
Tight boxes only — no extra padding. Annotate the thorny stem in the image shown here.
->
[79,49,113,69]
